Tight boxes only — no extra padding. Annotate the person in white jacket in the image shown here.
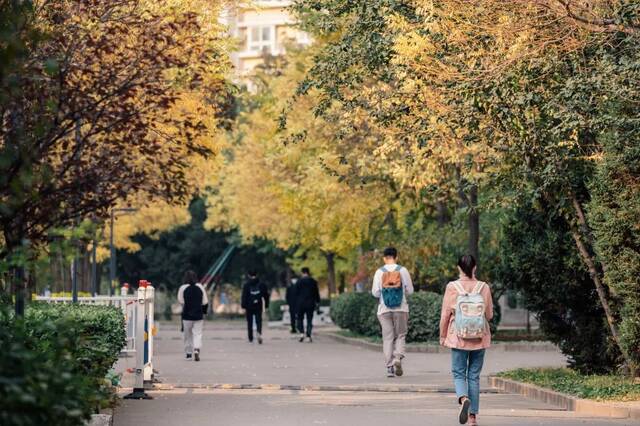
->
[177,270,208,361]
[371,247,414,377]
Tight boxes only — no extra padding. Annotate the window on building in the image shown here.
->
[248,26,274,52]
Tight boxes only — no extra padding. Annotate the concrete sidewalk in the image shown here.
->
[113,320,635,425]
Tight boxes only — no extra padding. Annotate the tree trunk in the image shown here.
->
[325,252,336,296]
[4,229,26,316]
[436,200,449,227]
[456,168,480,271]
[338,272,346,294]
[468,184,480,267]
[569,195,634,375]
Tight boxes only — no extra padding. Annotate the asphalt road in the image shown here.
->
[113,320,635,426]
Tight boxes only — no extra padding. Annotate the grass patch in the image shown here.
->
[498,368,640,401]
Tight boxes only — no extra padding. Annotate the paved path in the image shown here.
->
[113,320,636,426]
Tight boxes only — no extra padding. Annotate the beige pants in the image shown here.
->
[183,319,203,354]
[378,311,408,367]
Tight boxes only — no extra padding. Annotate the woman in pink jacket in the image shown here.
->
[439,255,493,425]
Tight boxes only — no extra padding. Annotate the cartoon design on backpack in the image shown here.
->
[380,265,404,308]
[452,281,487,339]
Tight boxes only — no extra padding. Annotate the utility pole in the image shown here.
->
[110,210,115,296]
[109,207,138,296]
[91,238,98,296]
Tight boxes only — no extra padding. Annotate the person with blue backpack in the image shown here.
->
[439,255,493,426]
[371,247,414,377]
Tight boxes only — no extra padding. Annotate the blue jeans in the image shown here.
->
[451,348,485,414]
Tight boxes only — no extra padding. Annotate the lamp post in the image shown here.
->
[109,207,138,296]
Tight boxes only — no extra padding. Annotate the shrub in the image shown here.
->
[589,134,640,374]
[497,203,620,373]
[0,310,98,426]
[0,303,126,425]
[407,292,442,342]
[330,293,378,337]
[268,300,286,321]
[26,303,126,381]
[331,291,443,342]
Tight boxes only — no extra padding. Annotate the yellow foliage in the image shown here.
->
[207,52,389,258]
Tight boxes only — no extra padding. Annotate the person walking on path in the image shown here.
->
[371,247,414,378]
[439,255,493,426]
[177,270,209,362]
[295,267,320,343]
[286,277,299,334]
[241,271,270,344]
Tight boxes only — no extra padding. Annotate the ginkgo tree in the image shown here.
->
[208,52,390,295]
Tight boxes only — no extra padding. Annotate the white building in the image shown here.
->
[223,1,311,85]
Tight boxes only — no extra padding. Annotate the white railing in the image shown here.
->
[35,283,155,399]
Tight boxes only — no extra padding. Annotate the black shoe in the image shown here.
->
[299,334,305,342]
[257,334,263,345]
[307,336,313,343]
[194,349,200,362]
[459,397,470,424]
[185,353,192,360]
[290,329,297,334]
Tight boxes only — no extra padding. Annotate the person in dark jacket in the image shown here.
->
[241,271,270,344]
[295,267,320,343]
[177,270,209,361]
[285,277,298,334]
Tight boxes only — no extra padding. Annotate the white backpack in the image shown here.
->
[452,281,487,340]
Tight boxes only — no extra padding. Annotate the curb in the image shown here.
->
[321,332,559,353]
[145,383,501,394]
[87,413,112,426]
[489,377,640,419]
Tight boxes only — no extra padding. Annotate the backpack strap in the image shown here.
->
[472,281,485,294]
[452,281,466,295]
[394,265,402,272]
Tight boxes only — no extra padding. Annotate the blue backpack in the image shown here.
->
[380,265,404,308]
[452,281,487,340]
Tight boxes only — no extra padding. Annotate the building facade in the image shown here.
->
[223,0,311,85]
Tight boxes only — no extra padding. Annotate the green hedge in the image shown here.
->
[331,291,443,342]
[0,303,126,426]
[26,303,126,380]
[406,292,442,342]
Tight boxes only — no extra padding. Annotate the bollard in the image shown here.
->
[118,283,129,309]
[124,281,152,400]
[143,281,155,384]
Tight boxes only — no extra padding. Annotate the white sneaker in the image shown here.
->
[386,366,395,377]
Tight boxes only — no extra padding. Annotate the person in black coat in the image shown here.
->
[295,267,320,342]
[241,271,269,344]
[285,277,298,334]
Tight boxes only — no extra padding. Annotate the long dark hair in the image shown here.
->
[457,255,476,278]
[183,270,198,285]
